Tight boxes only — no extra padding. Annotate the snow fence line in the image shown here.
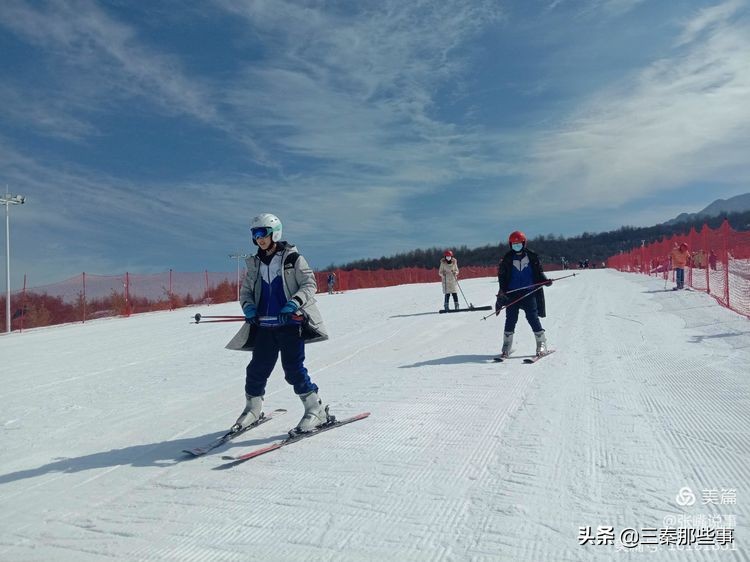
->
[607,218,750,318]
[2,266,510,332]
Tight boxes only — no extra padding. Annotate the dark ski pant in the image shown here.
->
[504,292,543,333]
[245,325,318,397]
[444,293,458,309]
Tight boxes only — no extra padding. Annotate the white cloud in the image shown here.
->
[6,0,749,285]
[216,0,503,175]
[0,83,99,141]
[522,4,750,213]
[599,0,647,16]
[552,0,647,17]
[0,131,434,285]
[0,0,214,120]
[0,0,271,160]
[676,0,745,46]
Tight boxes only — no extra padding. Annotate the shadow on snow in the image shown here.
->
[399,354,496,368]
[0,430,288,485]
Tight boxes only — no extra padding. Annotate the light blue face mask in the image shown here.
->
[511,243,524,252]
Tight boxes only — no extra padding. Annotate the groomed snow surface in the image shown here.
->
[1,269,748,561]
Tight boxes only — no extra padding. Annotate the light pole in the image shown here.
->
[229,253,249,301]
[1,191,25,334]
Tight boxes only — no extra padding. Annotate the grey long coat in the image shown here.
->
[225,242,328,351]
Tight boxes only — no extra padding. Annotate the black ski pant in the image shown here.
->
[504,292,543,333]
[444,293,458,309]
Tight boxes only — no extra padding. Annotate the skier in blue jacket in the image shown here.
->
[225,213,330,433]
[495,230,552,358]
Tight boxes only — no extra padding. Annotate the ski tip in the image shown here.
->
[329,411,370,422]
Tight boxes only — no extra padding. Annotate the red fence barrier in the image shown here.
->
[0,266,498,333]
[606,219,750,318]
[314,266,497,293]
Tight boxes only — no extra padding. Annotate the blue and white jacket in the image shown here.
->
[226,241,328,351]
[497,248,549,317]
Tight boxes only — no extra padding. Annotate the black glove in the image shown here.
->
[495,293,509,312]
[544,279,553,287]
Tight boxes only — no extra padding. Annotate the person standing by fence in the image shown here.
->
[670,242,690,290]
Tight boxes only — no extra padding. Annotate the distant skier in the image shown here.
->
[439,250,460,311]
[225,213,330,433]
[670,242,690,290]
[495,231,552,358]
[327,271,337,294]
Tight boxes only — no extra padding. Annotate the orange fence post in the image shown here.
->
[125,272,131,317]
[702,225,709,294]
[82,272,87,323]
[722,219,730,308]
[19,274,27,333]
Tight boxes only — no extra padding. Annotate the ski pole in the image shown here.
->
[549,272,577,282]
[191,318,245,324]
[504,273,577,295]
[452,272,473,309]
[481,285,544,321]
[192,313,244,324]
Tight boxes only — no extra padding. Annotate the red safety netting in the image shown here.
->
[314,266,497,292]
[1,263,537,333]
[0,270,244,331]
[606,219,750,317]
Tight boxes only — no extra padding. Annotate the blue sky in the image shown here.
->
[2,0,750,288]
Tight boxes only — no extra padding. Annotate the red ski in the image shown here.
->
[216,412,370,467]
[183,408,287,457]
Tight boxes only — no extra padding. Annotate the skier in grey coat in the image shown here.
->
[226,213,330,433]
[439,250,459,311]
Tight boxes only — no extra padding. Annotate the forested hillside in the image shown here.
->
[331,210,750,270]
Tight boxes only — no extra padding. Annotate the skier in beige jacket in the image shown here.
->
[439,250,459,311]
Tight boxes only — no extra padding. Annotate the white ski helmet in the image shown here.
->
[250,213,283,244]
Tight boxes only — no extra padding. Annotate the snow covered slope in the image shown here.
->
[1,270,748,561]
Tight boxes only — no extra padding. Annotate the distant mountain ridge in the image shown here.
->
[663,192,750,226]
